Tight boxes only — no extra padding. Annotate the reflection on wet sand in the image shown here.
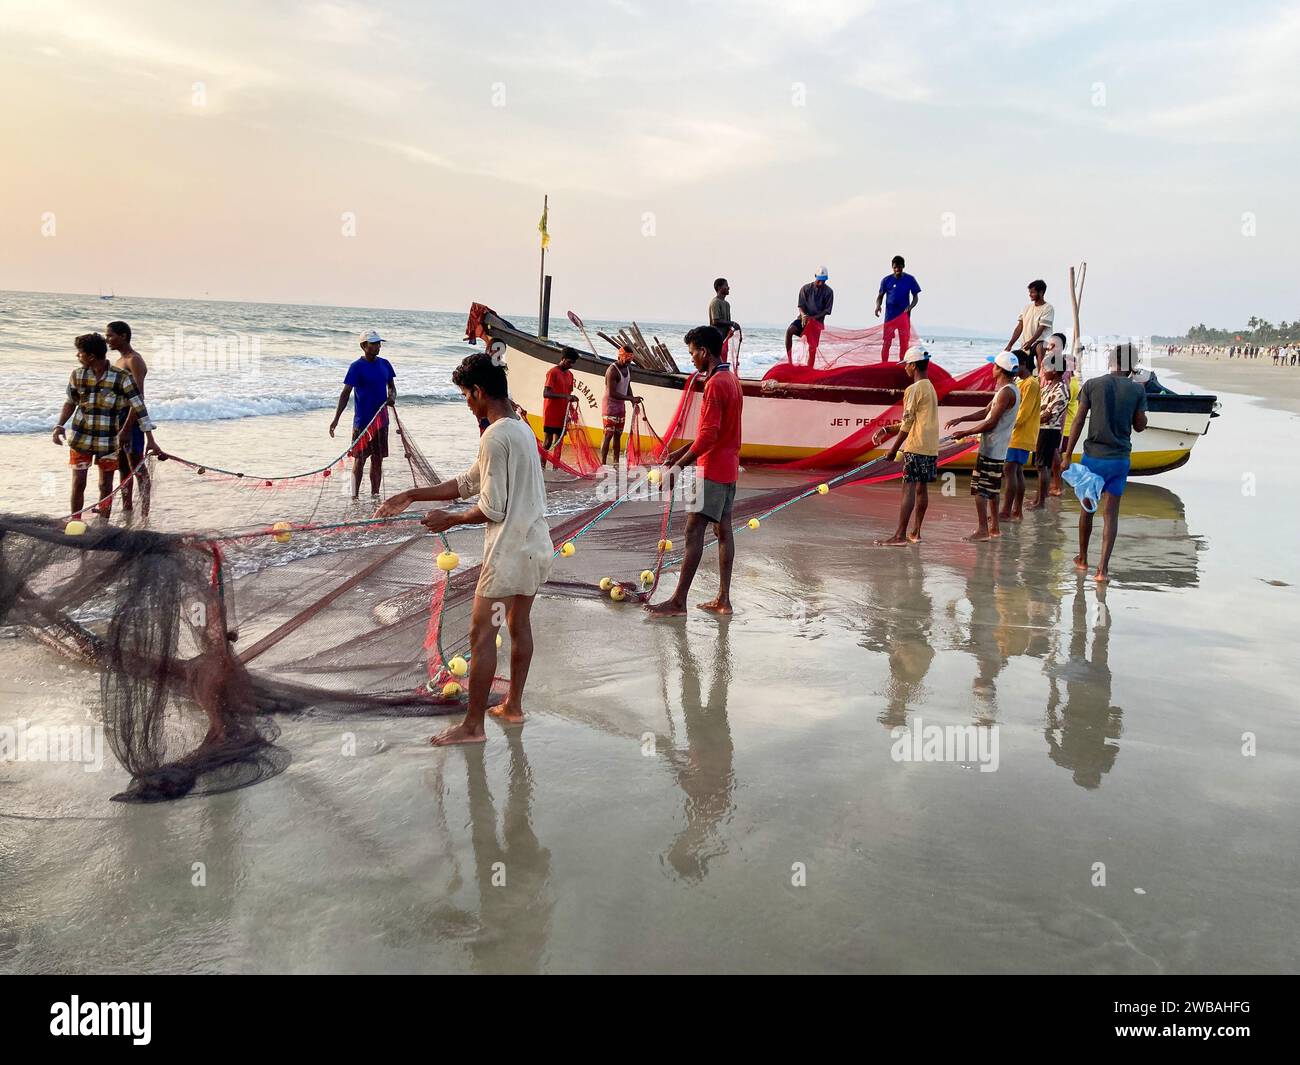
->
[433,734,554,973]
[657,624,737,882]
[871,552,934,732]
[1044,586,1121,789]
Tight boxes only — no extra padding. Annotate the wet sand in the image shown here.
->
[2,379,1299,974]
[1154,351,1300,417]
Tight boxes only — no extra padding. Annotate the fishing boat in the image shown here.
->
[472,307,1217,475]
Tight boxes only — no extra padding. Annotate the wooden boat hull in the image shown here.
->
[481,312,1216,475]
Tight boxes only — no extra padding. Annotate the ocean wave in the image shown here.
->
[0,388,465,434]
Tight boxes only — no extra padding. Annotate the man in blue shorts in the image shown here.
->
[329,329,397,499]
[1061,342,1148,583]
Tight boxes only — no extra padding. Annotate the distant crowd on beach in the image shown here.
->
[1166,343,1299,366]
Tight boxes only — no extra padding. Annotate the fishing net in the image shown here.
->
[5,315,992,804]
[791,311,918,372]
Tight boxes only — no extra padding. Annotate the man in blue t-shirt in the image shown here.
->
[329,328,397,499]
[875,255,921,362]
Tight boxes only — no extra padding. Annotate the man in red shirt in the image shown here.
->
[540,351,577,468]
[647,325,743,617]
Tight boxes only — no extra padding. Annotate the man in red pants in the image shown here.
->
[797,267,833,366]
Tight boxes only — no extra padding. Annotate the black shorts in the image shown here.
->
[351,422,389,459]
[1035,428,1062,467]
[543,424,564,437]
[903,451,937,484]
[788,317,804,337]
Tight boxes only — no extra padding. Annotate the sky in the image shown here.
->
[2,0,1298,335]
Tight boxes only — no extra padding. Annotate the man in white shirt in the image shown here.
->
[1005,280,1054,368]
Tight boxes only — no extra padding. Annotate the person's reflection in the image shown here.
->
[1044,585,1122,788]
[964,546,1006,724]
[659,623,736,882]
[878,551,935,730]
[461,733,553,973]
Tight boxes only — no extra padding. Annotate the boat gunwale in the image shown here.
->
[480,311,1218,414]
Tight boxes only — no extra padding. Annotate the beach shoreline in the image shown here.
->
[1153,352,1300,418]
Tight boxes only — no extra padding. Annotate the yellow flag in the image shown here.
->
[538,203,550,249]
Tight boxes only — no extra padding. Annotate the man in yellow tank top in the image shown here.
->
[1000,345,1041,521]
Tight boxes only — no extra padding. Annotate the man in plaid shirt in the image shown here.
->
[52,332,160,519]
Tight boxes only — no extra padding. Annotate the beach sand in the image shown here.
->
[2,370,1299,974]
[1154,351,1300,417]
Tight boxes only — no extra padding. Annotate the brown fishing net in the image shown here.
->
[4,343,982,802]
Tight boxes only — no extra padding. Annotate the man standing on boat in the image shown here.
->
[329,329,397,500]
[708,278,740,360]
[797,267,834,366]
[647,325,743,617]
[1005,280,1055,365]
[1061,342,1148,583]
[875,256,921,362]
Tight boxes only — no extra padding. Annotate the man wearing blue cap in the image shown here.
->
[330,328,397,499]
[797,267,834,366]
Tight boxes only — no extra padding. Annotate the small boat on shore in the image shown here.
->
[472,306,1217,476]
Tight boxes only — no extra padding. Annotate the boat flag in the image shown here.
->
[538,202,550,249]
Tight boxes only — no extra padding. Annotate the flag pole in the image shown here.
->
[537,194,548,336]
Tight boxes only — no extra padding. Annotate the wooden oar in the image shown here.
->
[567,310,599,355]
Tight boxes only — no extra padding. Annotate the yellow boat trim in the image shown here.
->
[524,414,1190,474]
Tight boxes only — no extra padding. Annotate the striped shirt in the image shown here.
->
[65,365,149,454]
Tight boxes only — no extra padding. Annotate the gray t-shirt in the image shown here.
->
[708,296,732,333]
[1082,374,1148,459]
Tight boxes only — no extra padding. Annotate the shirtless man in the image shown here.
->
[106,321,150,513]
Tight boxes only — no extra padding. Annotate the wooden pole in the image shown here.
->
[540,275,552,339]
[537,194,547,337]
[1069,266,1080,357]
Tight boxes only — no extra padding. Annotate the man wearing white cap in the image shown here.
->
[329,329,397,499]
[797,267,834,366]
[945,351,1021,542]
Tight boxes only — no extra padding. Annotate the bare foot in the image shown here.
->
[1027,500,1046,511]
[875,536,910,547]
[645,600,687,617]
[697,598,733,614]
[1073,555,1089,572]
[906,531,922,543]
[430,721,487,746]
[1048,486,1063,497]
[963,530,991,542]
[489,704,525,724]
[989,527,1002,538]
[1094,571,1111,583]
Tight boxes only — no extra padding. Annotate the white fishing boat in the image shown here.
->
[472,307,1217,475]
